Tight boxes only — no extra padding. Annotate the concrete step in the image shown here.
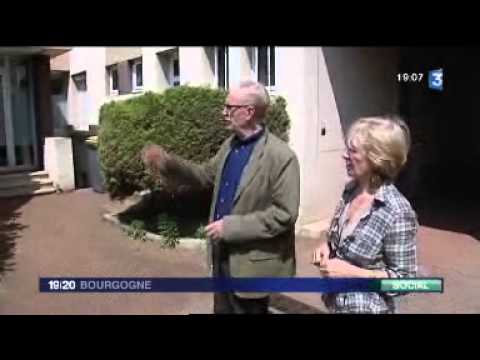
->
[0,176,53,190]
[0,171,54,195]
[0,170,49,182]
[0,184,56,198]
[0,170,56,198]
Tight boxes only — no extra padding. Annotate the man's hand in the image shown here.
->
[205,220,224,241]
[312,241,330,267]
[141,144,172,175]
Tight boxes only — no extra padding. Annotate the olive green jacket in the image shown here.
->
[165,129,300,296]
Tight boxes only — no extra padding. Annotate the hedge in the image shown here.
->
[98,86,291,199]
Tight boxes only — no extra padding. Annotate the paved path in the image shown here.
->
[1,189,479,314]
[0,190,211,315]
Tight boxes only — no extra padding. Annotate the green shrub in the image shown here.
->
[156,214,180,248]
[126,219,146,241]
[98,86,291,198]
[265,96,290,143]
[194,224,207,239]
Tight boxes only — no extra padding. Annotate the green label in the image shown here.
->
[380,279,443,293]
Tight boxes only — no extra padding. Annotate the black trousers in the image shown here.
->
[213,243,270,314]
[214,292,270,314]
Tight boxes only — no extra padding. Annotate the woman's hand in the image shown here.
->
[318,258,388,278]
[312,241,330,267]
[318,258,364,277]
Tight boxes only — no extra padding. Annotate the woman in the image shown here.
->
[312,116,418,314]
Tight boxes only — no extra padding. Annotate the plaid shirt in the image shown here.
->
[323,181,418,314]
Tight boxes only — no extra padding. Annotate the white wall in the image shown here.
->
[276,47,346,224]
[179,47,215,86]
[44,137,75,191]
[240,47,254,81]
[142,47,176,92]
[276,47,400,224]
[68,47,106,130]
[322,47,400,132]
[228,47,243,86]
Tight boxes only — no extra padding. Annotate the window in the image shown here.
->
[72,71,87,91]
[51,78,63,95]
[107,65,119,95]
[157,48,180,88]
[51,73,68,96]
[255,46,275,91]
[168,50,180,87]
[172,57,180,87]
[215,46,229,89]
[131,58,143,91]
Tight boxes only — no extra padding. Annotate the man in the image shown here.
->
[142,81,300,314]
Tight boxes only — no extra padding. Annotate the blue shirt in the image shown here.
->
[213,128,265,221]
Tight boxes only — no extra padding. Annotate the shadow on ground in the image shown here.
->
[0,197,30,278]
[407,168,480,241]
[395,155,480,241]
[415,197,480,241]
[270,293,326,314]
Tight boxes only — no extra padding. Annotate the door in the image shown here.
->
[0,55,38,172]
[0,64,15,169]
[0,70,6,166]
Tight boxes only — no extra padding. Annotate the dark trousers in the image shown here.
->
[213,243,270,314]
[214,292,270,314]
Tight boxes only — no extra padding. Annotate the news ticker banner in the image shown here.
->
[39,277,443,294]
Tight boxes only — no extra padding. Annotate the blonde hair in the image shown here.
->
[347,115,411,187]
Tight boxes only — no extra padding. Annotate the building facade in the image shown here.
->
[49,46,402,226]
[0,47,73,197]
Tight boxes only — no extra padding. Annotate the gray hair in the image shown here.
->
[238,80,270,118]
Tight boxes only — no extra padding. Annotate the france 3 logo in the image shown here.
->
[428,69,443,91]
